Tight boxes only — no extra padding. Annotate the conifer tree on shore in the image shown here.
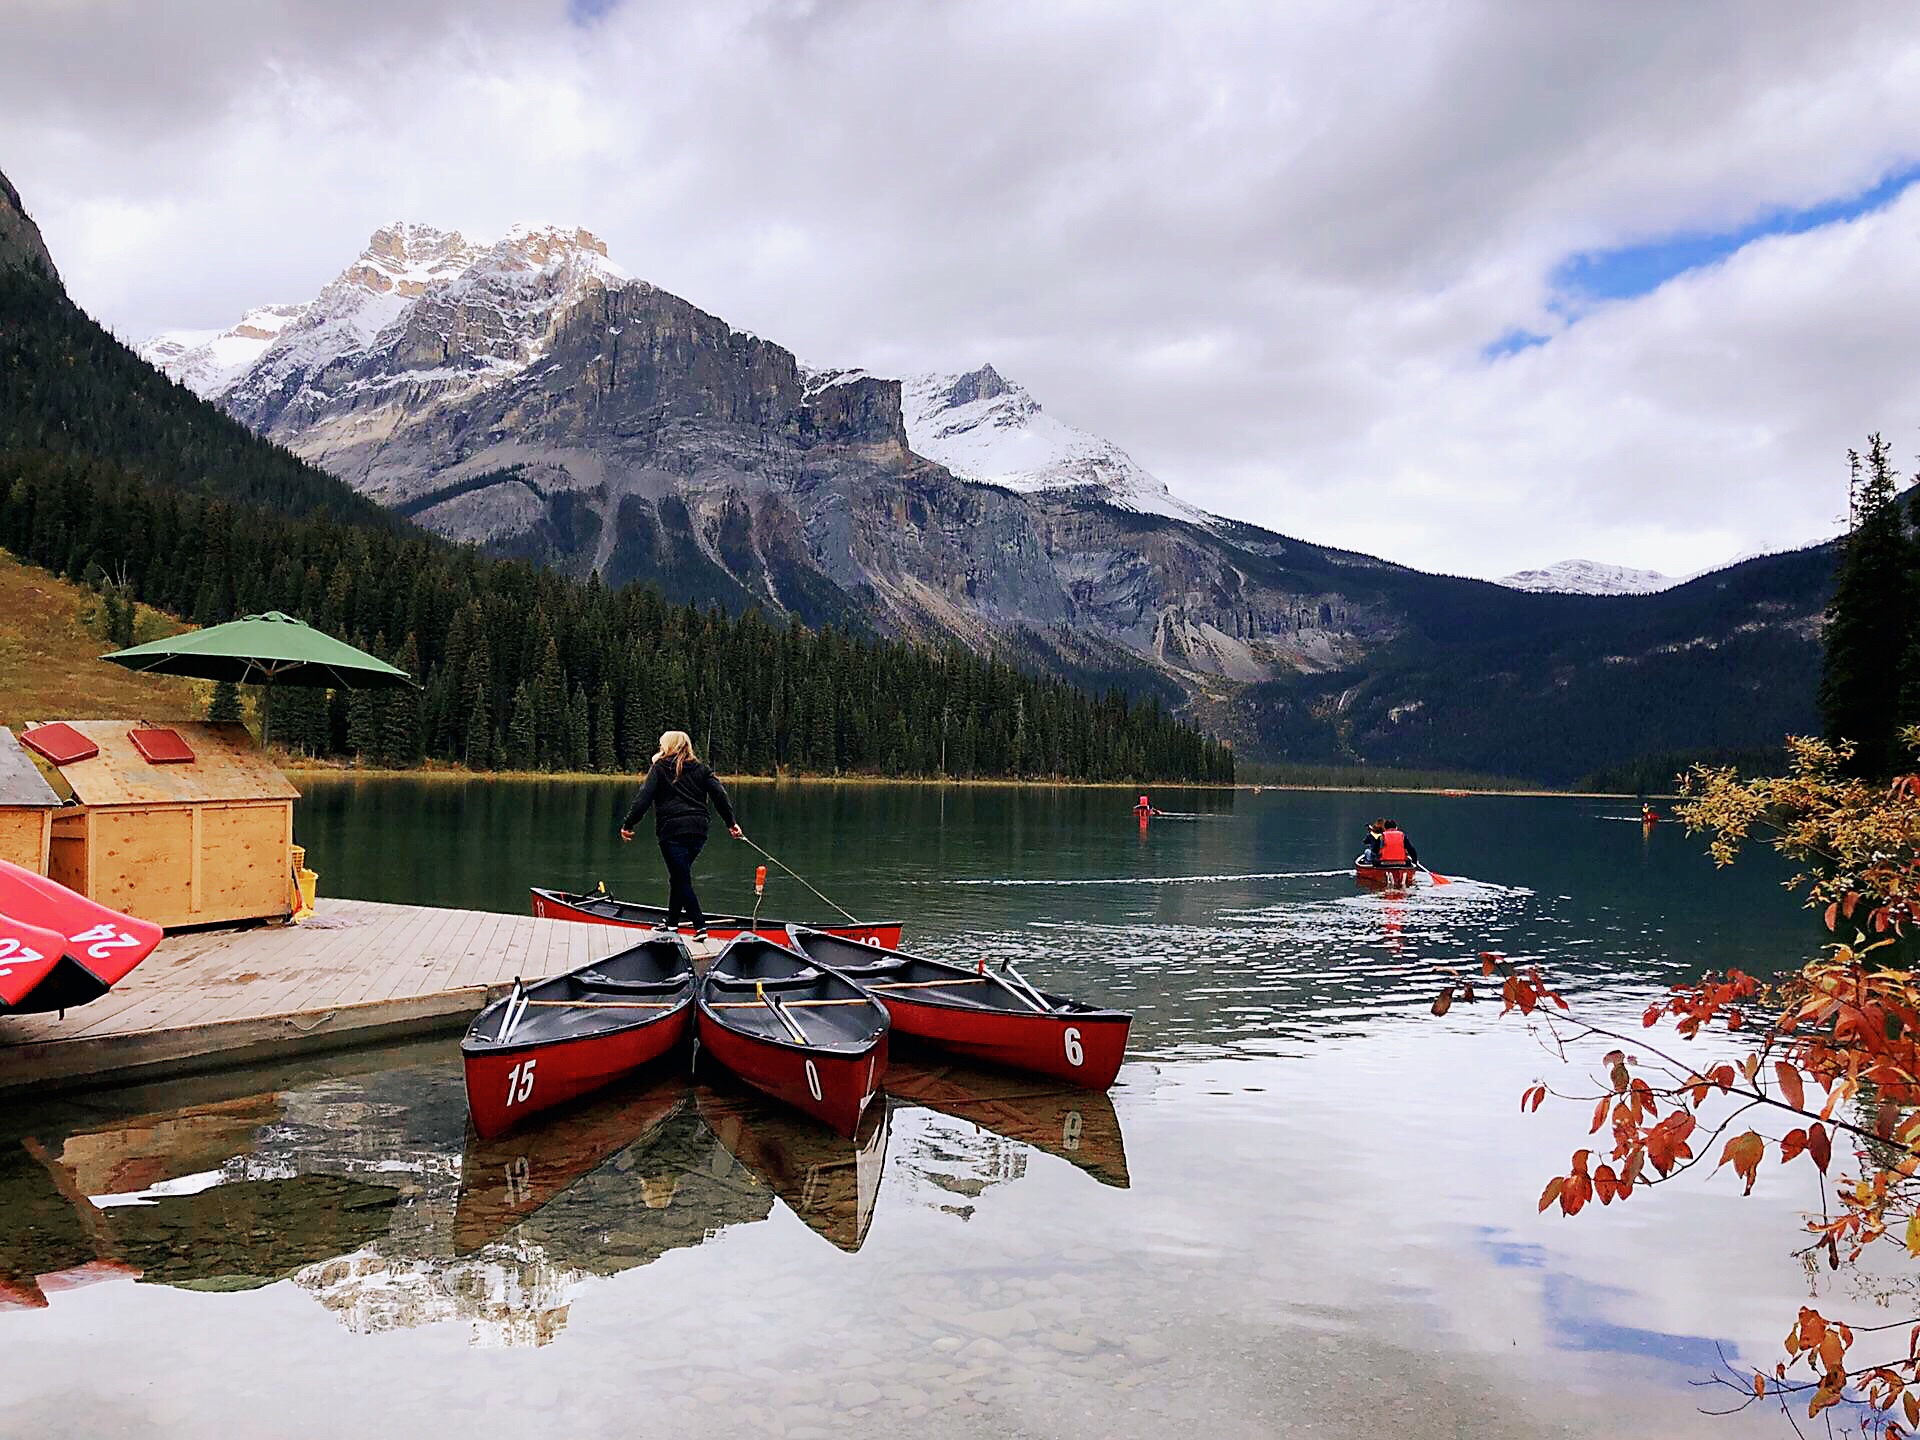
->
[1820,435,1917,777]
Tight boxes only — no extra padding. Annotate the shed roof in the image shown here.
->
[0,728,61,808]
[26,721,298,806]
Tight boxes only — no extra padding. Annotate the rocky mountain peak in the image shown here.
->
[944,364,1012,408]
[340,223,481,299]
[0,168,60,283]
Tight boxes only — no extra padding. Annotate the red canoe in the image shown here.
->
[0,859,162,1013]
[462,938,693,1139]
[1354,860,1419,890]
[531,886,903,950]
[696,938,888,1137]
[786,928,1131,1090]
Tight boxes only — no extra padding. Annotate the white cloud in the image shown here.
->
[4,0,1919,576]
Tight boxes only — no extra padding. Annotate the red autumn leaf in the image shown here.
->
[1560,1172,1592,1216]
[1589,1097,1609,1134]
[1825,900,1840,931]
[1780,1128,1808,1163]
[1431,987,1453,1017]
[1776,1062,1805,1112]
[1594,1164,1619,1204]
[1538,1176,1565,1213]
[1808,1122,1832,1173]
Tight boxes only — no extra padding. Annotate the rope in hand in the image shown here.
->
[735,833,862,924]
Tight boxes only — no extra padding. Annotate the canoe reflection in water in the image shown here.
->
[0,1047,1129,1345]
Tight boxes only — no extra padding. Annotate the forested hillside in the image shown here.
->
[0,265,1230,783]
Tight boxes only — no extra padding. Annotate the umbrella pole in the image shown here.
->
[260,678,271,751]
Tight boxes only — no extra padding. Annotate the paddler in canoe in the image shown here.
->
[618,730,744,944]
[1641,802,1660,825]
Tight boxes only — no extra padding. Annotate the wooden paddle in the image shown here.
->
[757,980,813,1043]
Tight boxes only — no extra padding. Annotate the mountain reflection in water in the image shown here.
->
[0,1046,1127,1347]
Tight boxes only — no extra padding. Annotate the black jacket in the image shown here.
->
[621,759,737,841]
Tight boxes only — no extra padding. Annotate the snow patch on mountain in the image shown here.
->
[1495,559,1681,595]
[887,365,1211,524]
[139,303,309,398]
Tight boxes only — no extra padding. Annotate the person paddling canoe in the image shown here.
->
[1377,819,1418,868]
[618,730,743,944]
[1134,794,1165,818]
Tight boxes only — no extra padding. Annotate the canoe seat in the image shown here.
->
[707,968,823,991]
[579,971,689,995]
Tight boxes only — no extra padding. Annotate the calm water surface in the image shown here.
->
[2,784,1834,1437]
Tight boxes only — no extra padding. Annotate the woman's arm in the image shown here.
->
[705,771,741,834]
[619,767,661,836]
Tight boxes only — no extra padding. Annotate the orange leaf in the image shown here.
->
[1718,1131,1765,1193]
[1589,1097,1609,1134]
[1539,1177,1565,1213]
[1431,987,1453,1017]
[1776,1062,1805,1112]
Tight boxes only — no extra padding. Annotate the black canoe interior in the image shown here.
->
[788,928,1114,1018]
[703,939,885,1052]
[0,955,109,1015]
[466,938,691,1049]
[547,889,770,930]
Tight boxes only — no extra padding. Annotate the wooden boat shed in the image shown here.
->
[0,726,61,873]
[23,720,299,930]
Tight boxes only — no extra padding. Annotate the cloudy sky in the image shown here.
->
[7,0,1920,579]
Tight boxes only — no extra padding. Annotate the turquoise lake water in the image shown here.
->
[0,782,1827,1437]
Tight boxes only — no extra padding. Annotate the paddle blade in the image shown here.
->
[1427,870,1453,886]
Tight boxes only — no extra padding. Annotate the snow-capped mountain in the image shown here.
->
[815,363,1210,524]
[1494,559,1681,596]
[140,222,626,427]
[139,303,308,398]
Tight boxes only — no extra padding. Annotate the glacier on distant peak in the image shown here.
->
[895,364,1212,524]
[1494,559,1680,596]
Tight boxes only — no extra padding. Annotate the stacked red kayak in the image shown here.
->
[0,858,161,1015]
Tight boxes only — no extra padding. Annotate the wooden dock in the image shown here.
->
[0,898,685,1095]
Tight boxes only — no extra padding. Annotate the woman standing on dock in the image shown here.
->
[618,731,743,942]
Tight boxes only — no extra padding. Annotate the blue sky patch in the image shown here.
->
[567,0,623,25]
[1483,328,1549,360]
[1554,162,1920,302]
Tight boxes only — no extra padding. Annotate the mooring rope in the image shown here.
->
[736,834,862,924]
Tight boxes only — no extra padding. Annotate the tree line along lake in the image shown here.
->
[0,779,1822,1438]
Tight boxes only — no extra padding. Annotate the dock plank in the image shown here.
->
[0,897,598,1096]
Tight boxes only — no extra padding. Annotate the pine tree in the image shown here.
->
[506,682,537,770]
[1822,435,1917,777]
[464,689,492,770]
[207,678,244,725]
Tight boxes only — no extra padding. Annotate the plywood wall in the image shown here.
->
[0,809,50,873]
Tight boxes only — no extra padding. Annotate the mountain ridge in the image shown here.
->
[123,216,1833,781]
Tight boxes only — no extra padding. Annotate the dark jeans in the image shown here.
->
[659,833,708,929]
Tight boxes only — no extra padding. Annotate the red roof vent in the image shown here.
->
[20,723,99,766]
[129,728,194,764]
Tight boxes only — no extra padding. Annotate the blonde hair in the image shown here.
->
[652,730,697,778]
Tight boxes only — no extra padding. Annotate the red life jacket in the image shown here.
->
[1378,828,1408,864]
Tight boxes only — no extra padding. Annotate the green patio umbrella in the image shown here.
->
[101,611,416,745]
